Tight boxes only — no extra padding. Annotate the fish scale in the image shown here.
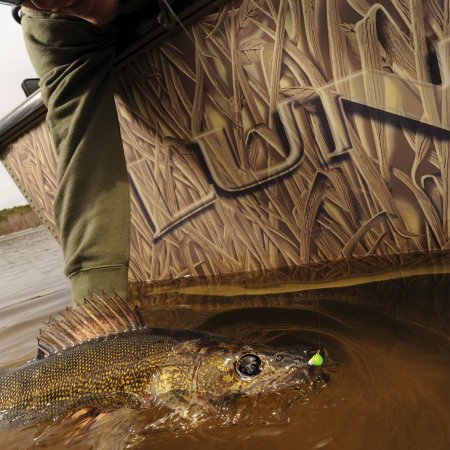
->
[0,295,313,428]
[1,330,177,426]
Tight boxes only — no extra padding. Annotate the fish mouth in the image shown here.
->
[244,367,309,395]
[244,357,311,394]
[259,348,320,391]
[272,347,311,369]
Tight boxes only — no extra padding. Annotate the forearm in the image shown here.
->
[21,0,119,26]
[22,10,131,303]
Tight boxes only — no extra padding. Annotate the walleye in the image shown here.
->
[0,295,316,428]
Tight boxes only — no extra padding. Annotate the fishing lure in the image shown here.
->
[308,351,324,367]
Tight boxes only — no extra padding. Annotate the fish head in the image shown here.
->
[161,336,314,402]
[196,340,312,398]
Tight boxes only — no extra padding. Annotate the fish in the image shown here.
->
[0,295,317,428]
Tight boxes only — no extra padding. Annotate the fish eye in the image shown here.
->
[236,354,262,378]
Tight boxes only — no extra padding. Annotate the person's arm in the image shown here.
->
[21,0,119,27]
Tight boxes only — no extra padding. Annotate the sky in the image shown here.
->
[0,7,37,210]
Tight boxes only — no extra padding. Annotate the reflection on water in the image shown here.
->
[0,228,449,449]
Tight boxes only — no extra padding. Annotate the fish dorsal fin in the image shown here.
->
[36,294,146,359]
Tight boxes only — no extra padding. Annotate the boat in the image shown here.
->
[1,0,449,295]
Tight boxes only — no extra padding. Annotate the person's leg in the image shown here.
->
[21,9,130,305]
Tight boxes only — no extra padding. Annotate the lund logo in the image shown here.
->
[195,38,450,192]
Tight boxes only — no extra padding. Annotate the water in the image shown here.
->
[0,227,70,368]
[0,227,449,449]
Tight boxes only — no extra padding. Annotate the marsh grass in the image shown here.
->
[0,205,41,236]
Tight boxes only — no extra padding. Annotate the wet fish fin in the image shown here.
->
[36,294,147,359]
[63,407,103,448]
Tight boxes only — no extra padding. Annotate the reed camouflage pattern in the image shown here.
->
[0,295,313,427]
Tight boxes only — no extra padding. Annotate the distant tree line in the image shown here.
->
[0,205,42,236]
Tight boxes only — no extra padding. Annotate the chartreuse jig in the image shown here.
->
[308,351,324,367]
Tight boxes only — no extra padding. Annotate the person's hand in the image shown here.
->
[21,0,119,27]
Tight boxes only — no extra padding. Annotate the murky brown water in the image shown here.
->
[0,227,449,449]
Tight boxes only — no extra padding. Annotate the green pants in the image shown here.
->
[21,5,141,304]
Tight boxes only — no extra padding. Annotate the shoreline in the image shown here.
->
[0,205,42,237]
[0,225,47,242]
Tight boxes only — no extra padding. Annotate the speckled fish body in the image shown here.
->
[0,296,312,428]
